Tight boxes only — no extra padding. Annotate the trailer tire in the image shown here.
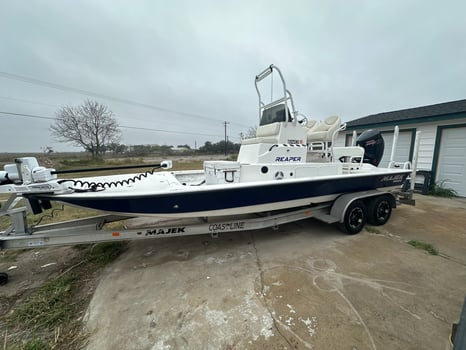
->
[367,195,392,226]
[339,200,367,234]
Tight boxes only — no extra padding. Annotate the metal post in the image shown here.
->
[224,121,230,156]
[390,126,399,164]
[410,131,421,192]
[352,130,357,146]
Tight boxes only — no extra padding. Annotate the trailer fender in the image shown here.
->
[330,190,395,223]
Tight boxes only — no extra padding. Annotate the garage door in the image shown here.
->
[379,131,413,168]
[436,127,466,197]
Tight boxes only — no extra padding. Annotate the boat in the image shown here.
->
[0,65,413,219]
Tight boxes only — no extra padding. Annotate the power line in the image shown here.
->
[0,110,240,139]
[0,94,245,135]
[0,71,250,128]
[120,125,224,138]
[0,95,57,108]
[0,111,55,120]
[0,71,214,121]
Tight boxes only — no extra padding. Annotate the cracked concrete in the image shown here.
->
[83,195,466,349]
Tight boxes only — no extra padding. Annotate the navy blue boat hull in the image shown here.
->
[26,171,410,217]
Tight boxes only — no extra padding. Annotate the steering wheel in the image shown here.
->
[296,113,308,125]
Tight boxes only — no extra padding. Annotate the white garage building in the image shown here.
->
[335,99,466,197]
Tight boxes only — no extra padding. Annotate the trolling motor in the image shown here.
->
[0,157,174,186]
[356,129,385,166]
[0,157,174,214]
[0,157,57,185]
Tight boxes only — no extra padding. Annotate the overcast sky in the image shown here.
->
[1,0,465,153]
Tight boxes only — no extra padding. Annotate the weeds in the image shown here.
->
[10,338,51,350]
[58,157,145,169]
[10,274,77,328]
[3,242,126,349]
[0,200,100,231]
[365,226,381,234]
[171,159,203,171]
[407,240,439,255]
[86,241,127,265]
[1,154,202,348]
[0,249,24,262]
[59,157,105,167]
[429,181,458,198]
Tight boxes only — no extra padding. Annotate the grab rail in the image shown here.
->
[255,64,297,126]
[255,65,274,82]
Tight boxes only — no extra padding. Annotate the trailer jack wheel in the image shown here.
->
[340,200,367,235]
[367,195,393,226]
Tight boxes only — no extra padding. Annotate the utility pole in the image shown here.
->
[224,121,230,156]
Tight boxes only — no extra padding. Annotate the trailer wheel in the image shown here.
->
[340,200,367,234]
[367,195,392,226]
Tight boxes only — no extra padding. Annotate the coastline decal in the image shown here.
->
[208,222,245,232]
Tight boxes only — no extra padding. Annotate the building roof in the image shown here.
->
[347,98,466,129]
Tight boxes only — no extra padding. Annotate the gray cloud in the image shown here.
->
[1,0,465,152]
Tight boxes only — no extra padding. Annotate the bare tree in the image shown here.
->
[241,125,258,139]
[50,100,121,158]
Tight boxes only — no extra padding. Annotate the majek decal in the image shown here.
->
[380,175,404,183]
[145,227,186,235]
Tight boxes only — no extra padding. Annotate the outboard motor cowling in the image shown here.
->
[356,129,384,166]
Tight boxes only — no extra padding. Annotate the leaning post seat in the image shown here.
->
[241,103,306,146]
[305,120,319,132]
[241,122,281,145]
[307,116,344,160]
[307,116,341,143]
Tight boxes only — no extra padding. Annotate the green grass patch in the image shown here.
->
[171,159,203,171]
[365,226,381,234]
[58,157,145,169]
[10,338,52,350]
[4,241,127,349]
[8,243,126,329]
[0,249,26,262]
[28,204,100,227]
[58,157,105,168]
[86,241,127,265]
[10,274,78,329]
[0,200,101,231]
[407,240,439,255]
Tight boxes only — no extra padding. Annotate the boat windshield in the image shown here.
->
[259,104,292,126]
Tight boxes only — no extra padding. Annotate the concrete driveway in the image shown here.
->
[83,195,466,349]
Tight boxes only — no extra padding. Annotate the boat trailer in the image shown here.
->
[0,189,411,251]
